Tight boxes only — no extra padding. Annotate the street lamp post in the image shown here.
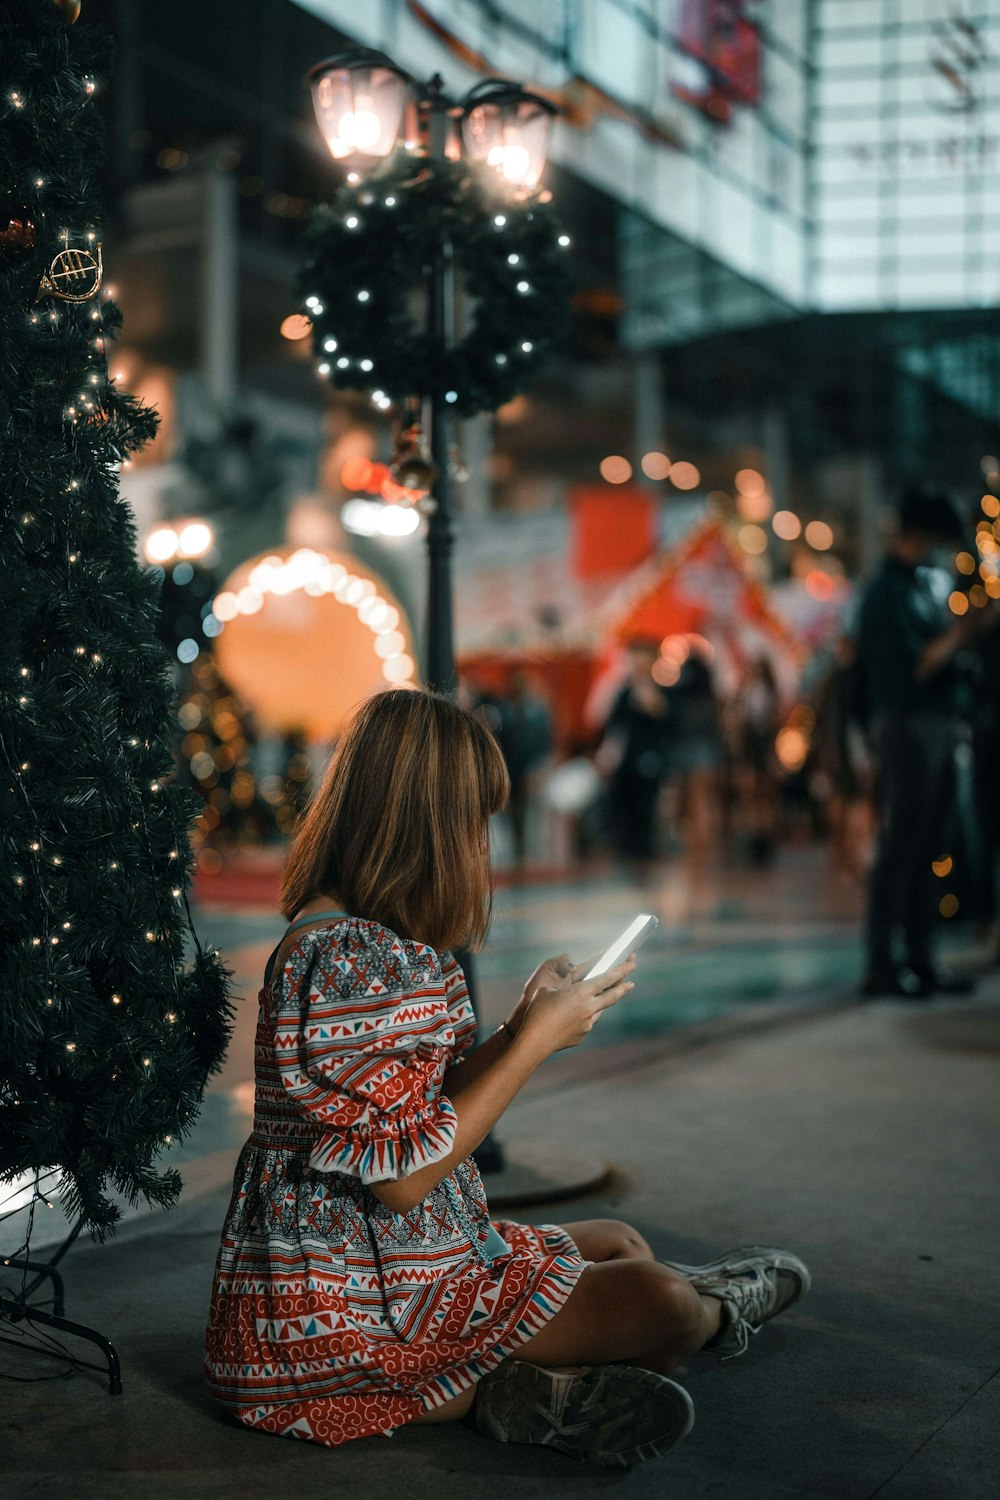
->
[306,51,558,1177]
[306,50,556,693]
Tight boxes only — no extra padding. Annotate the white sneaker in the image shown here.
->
[473,1359,695,1467]
[661,1245,811,1359]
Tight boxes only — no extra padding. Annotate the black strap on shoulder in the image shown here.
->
[263,909,348,988]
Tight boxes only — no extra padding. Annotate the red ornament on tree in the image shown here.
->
[52,0,82,22]
[0,212,36,261]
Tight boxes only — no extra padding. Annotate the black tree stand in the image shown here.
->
[0,1223,122,1394]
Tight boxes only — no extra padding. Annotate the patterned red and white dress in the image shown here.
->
[203,915,588,1447]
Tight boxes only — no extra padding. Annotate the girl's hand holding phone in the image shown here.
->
[504,952,575,1038]
[517,955,636,1056]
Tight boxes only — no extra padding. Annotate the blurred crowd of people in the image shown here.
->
[457,482,1000,995]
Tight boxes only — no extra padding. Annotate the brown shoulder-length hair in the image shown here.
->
[280,688,509,951]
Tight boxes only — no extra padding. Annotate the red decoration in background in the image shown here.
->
[673,0,761,123]
[570,487,656,580]
[612,517,802,659]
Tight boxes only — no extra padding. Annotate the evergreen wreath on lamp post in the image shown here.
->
[0,0,235,1329]
[297,150,573,419]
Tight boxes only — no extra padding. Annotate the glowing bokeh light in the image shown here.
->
[804,520,834,551]
[280,314,312,341]
[738,523,768,554]
[669,461,701,491]
[735,468,765,496]
[641,452,671,481]
[600,455,633,485]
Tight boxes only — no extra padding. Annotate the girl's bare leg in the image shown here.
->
[408,1218,720,1423]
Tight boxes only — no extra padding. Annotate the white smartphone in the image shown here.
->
[583,913,659,981]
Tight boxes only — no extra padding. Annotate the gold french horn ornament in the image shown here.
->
[36,243,103,303]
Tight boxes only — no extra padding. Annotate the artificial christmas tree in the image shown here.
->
[0,0,234,1383]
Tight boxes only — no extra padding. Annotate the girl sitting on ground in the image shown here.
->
[204,688,810,1468]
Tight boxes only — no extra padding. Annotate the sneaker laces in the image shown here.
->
[700,1270,773,1360]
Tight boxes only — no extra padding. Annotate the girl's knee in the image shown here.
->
[579,1218,655,1262]
[637,1263,704,1340]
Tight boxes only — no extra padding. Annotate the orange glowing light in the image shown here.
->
[949,591,969,615]
[735,468,765,497]
[669,461,701,491]
[652,658,681,686]
[775,726,809,772]
[641,452,671,481]
[804,570,836,600]
[341,456,374,491]
[772,510,802,541]
[738,524,768,555]
[931,856,953,877]
[805,520,834,551]
[379,472,413,503]
[737,489,773,523]
[280,314,312,341]
[600,455,633,485]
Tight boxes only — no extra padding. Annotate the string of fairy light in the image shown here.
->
[212,549,417,688]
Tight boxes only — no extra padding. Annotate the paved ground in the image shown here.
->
[5,974,999,1498]
[4,850,998,1494]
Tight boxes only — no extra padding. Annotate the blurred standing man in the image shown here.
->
[598,640,673,882]
[495,672,554,866]
[856,484,998,998]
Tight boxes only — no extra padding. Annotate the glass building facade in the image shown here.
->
[812,0,1000,311]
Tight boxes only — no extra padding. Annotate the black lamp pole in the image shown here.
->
[422,77,458,696]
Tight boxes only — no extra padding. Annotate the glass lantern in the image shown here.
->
[307,49,411,163]
[460,79,557,189]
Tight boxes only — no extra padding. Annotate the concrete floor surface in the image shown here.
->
[4,993,1000,1499]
